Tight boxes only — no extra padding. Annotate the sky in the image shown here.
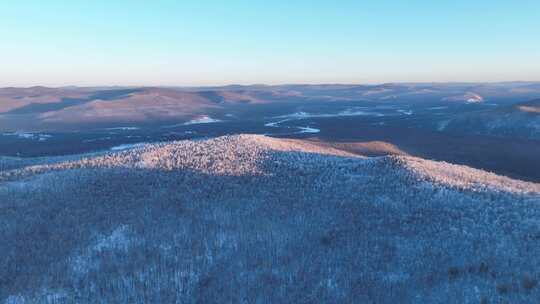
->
[1,0,539,86]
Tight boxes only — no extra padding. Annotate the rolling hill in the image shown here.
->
[442,98,540,140]
[2,83,540,132]
[1,135,539,303]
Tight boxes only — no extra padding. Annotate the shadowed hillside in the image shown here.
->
[2,83,540,131]
[443,98,540,140]
[1,135,539,303]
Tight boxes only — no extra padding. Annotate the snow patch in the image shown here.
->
[437,120,450,131]
[264,118,320,134]
[2,132,52,141]
[162,116,223,128]
[397,109,413,115]
[275,108,385,120]
[104,126,140,131]
[83,136,112,143]
[297,126,320,134]
[443,92,484,103]
[183,115,222,125]
[94,225,132,252]
[264,119,288,127]
[110,143,148,151]
[71,225,134,276]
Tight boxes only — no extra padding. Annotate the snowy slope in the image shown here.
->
[443,99,540,140]
[1,135,539,303]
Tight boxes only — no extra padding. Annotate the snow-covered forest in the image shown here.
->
[1,135,539,303]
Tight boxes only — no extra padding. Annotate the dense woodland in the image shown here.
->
[1,135,539,303]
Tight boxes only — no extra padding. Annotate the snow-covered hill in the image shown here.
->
[3,83,540,132]
[1,135,539,303]
[443,99,540,140]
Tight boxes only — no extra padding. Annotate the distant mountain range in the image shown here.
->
[1,135,539,303]
[1,82,539,131]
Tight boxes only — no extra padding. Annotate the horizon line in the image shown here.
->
[2,80,540,90]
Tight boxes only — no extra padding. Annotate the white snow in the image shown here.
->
[264,108,385,131]
[2,134,540,303]
[443,92,484,103]
[264,119,320,134]
[104,127,140,131]
[264,118,293,127]
[2,132,52,141]
[437,120,450,131]
[274,108,385,120]
[397,109,413,115]
[183,116,222,125]
[71,225,134,276]
[94,225,132,252]
[110,143,148,151]
[297,126,321,134]
[83,137,113,143]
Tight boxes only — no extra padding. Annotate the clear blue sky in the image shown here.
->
[1,0,539,86]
